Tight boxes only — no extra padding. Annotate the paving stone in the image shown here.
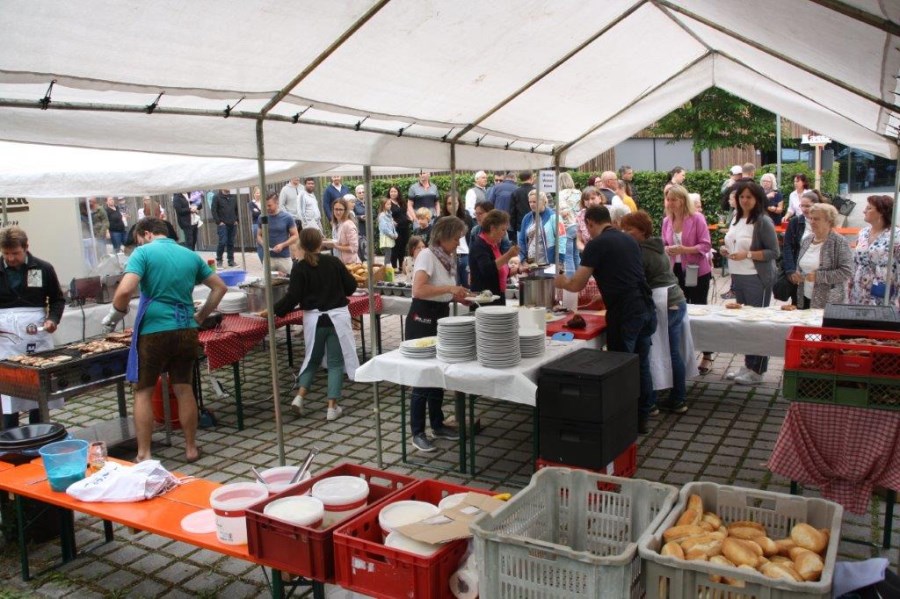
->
[97,568,141,590]
[128,577,168,598]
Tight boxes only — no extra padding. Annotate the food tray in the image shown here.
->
[535,442,637,484]
[782,370,900,411]
[784,326,900,378]
[472,468,677,599]
[245,463,417,582]
[638,481,843,599]
[333,479,492,599]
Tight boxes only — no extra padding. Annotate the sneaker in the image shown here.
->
[669,403,688,415]
[734,371,763,385]
[228,261,237,267]
[726,367,750,380]
[412,433,436,452]
[638,417,650,435]
[720,289,736,300]
[648,407,660,417]
[216,260,223,267]
[431,425,457,440]
[291,394,304,416]
[326,405,343,421]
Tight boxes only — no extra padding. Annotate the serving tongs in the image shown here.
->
[289,445,320,484]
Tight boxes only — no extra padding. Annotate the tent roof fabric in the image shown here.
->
[0,0,898,196]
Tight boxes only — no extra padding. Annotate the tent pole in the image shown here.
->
[362,164,383,468]
[882,148,899,307]
[256,118,286,466]
[450,143,457,200]
[2,198,6,226]
[237,187,247,271]
[84,197,98,269]
[554,154,562,275]
[776,115,782,187]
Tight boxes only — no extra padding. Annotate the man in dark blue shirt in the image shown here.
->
[322,175,350,223]
[555,206,657,434]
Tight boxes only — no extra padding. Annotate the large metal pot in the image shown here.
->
[243,280,289,313]
[518,273,556,309]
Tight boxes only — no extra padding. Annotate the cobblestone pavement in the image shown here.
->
[1,286,898,597]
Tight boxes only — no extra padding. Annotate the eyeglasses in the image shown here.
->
[333,207,345,212]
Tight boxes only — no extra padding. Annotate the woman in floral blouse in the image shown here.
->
[848,195,899,307]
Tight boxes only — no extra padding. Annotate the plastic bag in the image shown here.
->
[66,460,183,503]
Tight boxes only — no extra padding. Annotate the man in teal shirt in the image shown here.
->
[103,218,226,462]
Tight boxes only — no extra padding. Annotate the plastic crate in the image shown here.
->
[471,468,678,599]
[782,370,900,411]
[333,479,492,599]
[784,326,900,378]
[638,481,843,599]
[245,463,417,582]
[535,442,637,484]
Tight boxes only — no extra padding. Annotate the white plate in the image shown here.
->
[717,309,744,317]
[469,294,501,304]
[545,312,567,322]
[400,337,437,349]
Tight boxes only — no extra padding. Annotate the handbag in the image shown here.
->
[773,270,797,301]
[379,233,396,248]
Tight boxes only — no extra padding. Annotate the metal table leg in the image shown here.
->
[359,316,367,362]
[469,394,476,476]
[233,362,244,431]
[285,324,294,368]
[400,386,407,464]
[15,494,30,581]
[884,489,896,549]
[455,391,466,474]
[116,380,128,418]
[161,373,173,446]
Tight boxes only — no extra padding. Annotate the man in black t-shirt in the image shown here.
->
[555,206,657,434]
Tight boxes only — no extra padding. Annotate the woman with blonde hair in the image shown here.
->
[760,173,784,225]
[662,184,714,373]
[557,171,581,274]
[324,197,360,265]
[377,198,398,267]
[794,203,852,309]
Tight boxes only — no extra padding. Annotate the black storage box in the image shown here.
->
[537,349,639,423]
[538,411,637,470]
[823,303,899,332]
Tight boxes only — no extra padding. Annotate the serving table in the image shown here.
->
[687,304,823,357]
[355,339,589,477]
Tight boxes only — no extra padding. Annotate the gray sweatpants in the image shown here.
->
[731,273,772,374]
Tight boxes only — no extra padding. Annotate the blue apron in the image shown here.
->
[126,294,195,383]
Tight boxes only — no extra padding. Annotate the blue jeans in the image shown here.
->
[109,230,126,252]
[252,225,265,263]
[411,387,445,436]
[457,254,469,286]
[607,300,657,418]
[564,224,579,275]
[216,223,236,263]
[662,302,687,407]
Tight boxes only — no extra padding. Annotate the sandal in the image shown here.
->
[698,357,713,375]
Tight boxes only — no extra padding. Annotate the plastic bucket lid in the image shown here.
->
[209,482,268,517]
[260,466,312,494]
[181,508,217,534]
[263,496,325,527]
[311,476,369,511]
[379,500,440,537]
[384,531,441,556]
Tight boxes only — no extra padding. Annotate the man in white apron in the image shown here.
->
[0,226,66,428]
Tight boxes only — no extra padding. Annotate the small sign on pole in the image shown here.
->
[538,170,557,194]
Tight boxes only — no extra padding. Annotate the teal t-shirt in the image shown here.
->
[125,238,214,335]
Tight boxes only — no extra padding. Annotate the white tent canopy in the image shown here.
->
[0,0,898,197]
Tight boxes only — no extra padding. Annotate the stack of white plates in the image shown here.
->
[436,316,476,363]
[475,306,521,368]
[519,328,545,358]
[400,337,437,359]
[218,291,248,314]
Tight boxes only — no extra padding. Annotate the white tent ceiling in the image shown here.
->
[0,0,898,196]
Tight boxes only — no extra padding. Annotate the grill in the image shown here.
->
[0,344,129,423]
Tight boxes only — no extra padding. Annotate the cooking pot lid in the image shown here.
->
[0,422,66,445]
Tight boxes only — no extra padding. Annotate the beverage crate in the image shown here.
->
[471,468,678,599]
[535,442,637,485]
[333,479,492,599]
[245,463,417,582]
[782,370,900,411]
[784,326,900,378]
[638,481,843,599]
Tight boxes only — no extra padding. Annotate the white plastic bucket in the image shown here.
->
[263,496,325,528]
[438,492,469,511]
[311,476,370,528]
[384,530,441,556]
[209,482,268,545]
[378,500,440,540]
[260,466,313,495]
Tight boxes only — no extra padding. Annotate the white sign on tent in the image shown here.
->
[538,170,557,194]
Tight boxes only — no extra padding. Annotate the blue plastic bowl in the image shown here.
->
[39,439,89,492]
[218,270,247,287]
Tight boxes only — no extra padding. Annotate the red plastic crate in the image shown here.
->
[333,479,493,599]
[245,463,417,582]
[784,326,900,378]
[535,442,637,486]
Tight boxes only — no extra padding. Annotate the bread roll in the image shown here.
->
[677,508,702,527]
[685,548,709,561]
[792,549,824,582]
[708,555,734,583]
[701,512,722,529]
[681,535,723,557]
[755,536,778,556]
[774,538,796,556]
[729,526,766,540]
[698,521,715,532]
[770,555,793,565]
[722,538,759,568]
[727,521,766,536]
[663,525,707,544]
[687,494,704,514]
[743,539,764,557]
[660,541,684,559]
[760,561,803,583]
[790,523,827,554]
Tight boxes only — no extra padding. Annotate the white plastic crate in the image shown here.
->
[471,467,678,598]
[638,481,843,599]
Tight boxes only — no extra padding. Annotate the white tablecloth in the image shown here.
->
[354,339,587,406]
[688,305,822,357]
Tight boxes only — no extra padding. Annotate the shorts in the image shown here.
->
[135,329,199,391]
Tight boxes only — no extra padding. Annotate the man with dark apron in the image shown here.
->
[103,218,226,462]
[0,226,66,428]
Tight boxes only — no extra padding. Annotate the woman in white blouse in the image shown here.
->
[794,203,852,309]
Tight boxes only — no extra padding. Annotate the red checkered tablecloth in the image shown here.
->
[199,294,382,370]
[768,402,900,514]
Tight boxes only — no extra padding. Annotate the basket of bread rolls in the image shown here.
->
[345,263,384,289]
[637,481,842,599]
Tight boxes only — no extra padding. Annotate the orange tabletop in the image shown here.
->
[0,460,267,565]
[0,460,15,474]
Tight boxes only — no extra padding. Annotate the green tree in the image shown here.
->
[650,88,782,170]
